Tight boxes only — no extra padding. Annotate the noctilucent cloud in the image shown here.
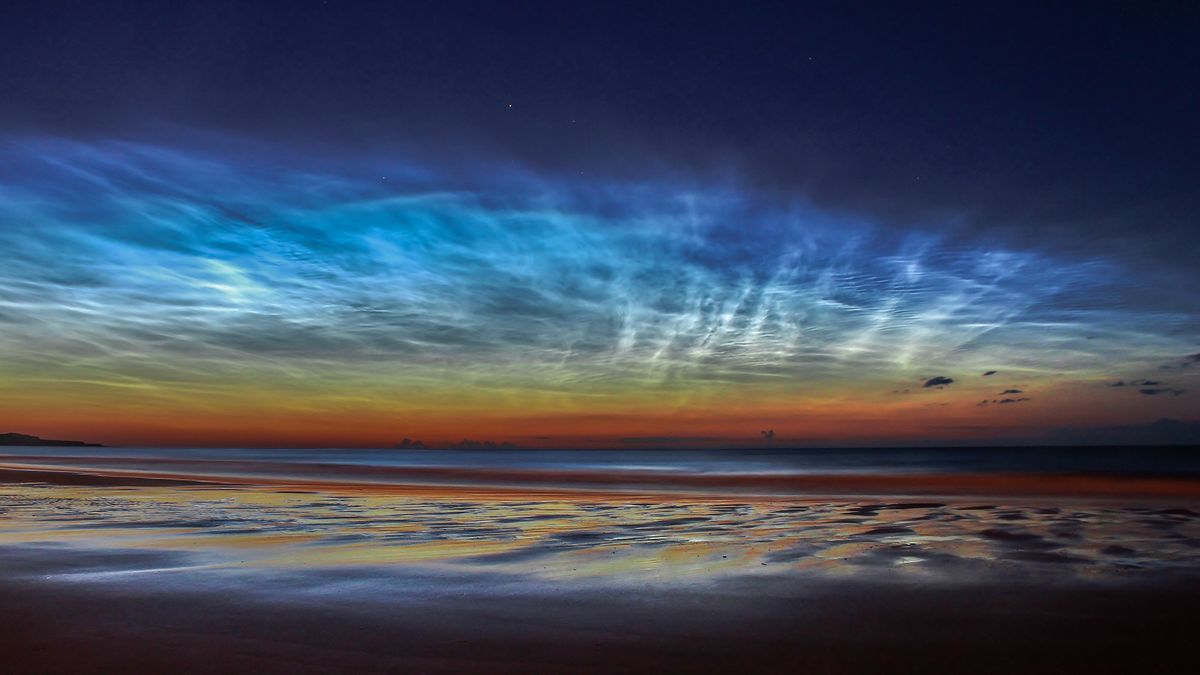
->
[1,137,1195,447]
[2,4,1198,447]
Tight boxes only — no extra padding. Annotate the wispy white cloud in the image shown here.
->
[1,137,1196,409]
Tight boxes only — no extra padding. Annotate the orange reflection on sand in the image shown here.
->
[2,476,1199,586]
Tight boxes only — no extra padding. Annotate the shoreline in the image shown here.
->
[4,460,1200,501]
[4,454,1199,673]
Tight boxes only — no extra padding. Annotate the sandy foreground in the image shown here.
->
[2,566,1197,674]
[2,464,1199,673]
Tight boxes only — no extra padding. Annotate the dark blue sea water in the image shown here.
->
[5,445,1199,478]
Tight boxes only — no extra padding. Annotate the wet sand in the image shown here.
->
[2,570,1197,674]
[2,462,1199,673]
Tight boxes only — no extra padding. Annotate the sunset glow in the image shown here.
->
[2,140,1195,447]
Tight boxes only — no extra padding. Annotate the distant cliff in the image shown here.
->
[0,432,103,447]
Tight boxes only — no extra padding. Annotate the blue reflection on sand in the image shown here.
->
[2,479,1198,593]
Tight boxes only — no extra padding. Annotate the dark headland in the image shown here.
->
[0,433,102,447]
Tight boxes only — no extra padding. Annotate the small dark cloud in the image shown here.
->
[994,397,1031,404]
[923,376,953,388]
[1112,379,1172,388]
[999,389,1023,395]
[982,371,997,377]
[975,400,989,407]
[1139,388,1186,397]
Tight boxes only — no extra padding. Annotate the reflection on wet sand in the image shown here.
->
[4,460,1200,674]
[2,478,1198,584]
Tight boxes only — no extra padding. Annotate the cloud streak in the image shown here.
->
[1,137,1198,444]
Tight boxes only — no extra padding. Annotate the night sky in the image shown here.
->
[1,1,1197,447]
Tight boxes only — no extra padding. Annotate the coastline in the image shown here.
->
[4,456,1200,500]
[3,452,1199,673]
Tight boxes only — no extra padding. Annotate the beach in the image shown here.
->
[4,562,1198,674]
[2,448,1199,673]
[7,2,1199,671]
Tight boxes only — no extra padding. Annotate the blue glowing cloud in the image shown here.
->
[0,137,1196,443]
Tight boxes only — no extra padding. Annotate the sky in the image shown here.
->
[1,2,1197,447]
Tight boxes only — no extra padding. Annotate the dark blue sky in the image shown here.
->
[4,2,1198,239]
[1,1,1197,446]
